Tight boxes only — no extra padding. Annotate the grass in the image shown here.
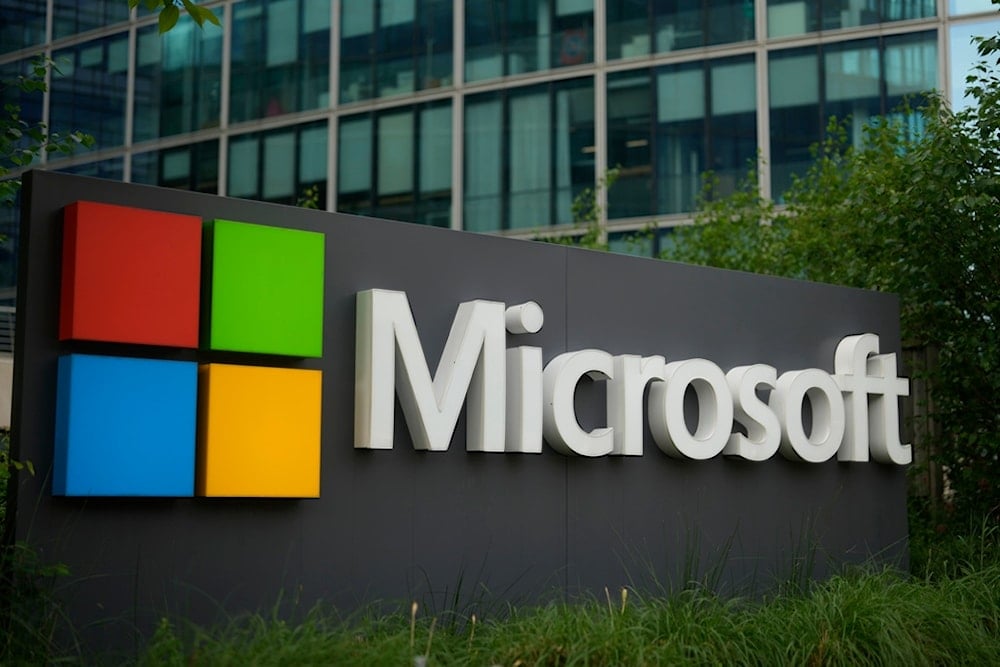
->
[126,555,999,666]
[3,426,998,665]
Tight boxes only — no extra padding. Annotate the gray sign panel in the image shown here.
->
[9,171,907,648]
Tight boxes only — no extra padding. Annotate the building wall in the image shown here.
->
[2,0,999,267]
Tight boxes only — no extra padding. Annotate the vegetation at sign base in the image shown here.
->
[662,13,1000,532]
[130,538,999,666]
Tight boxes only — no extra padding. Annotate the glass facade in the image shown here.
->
[340,0,453,103]
[608,0,755,60]
[0,2,46,55]
[50,34,130,152]
[53,1,131,39]
[132,140,220,193]
[767,0,934,37]
[466,0,594,82]
[465,77,594,230]
[0,0,966,256]
[607,56,757,219]
[228,121,328,207]
[769,31,936,196]
[135,18,222,143]
[338,102,452,226]
[230,0,331,123]
[950,16,1000,110]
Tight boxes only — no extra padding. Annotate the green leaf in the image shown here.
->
[181,0,203,25]
[158,4,180,33]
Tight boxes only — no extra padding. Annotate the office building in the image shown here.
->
[1,0,999,270]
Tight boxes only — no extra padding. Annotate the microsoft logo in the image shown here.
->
[53,201,325,498]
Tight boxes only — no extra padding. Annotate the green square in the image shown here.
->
[208,219,324,357]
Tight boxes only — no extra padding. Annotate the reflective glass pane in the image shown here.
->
[57,157,124,180]
[337,115,373,204]
[464,94,503,231]
[949,0,996,14]
[341,0,453,103]
[134,18,222,142]
[769,48,820,197]
[884,31,937,102]
[53,0,129,39]
[378,112,414,195]
[607,71,653,218]
[1,2,46,54]
[131,140,219,193]
[231,0,331,123]
[227,136,260,198]
[51,34,130,153]
[608,56,756,217]
[882,0,935,22]
[465,0,593,83]
[767,0,816,36]
[950,19,1000,109]
[227,123,327,207]
[464,78,593,230]
[769,0,935,37]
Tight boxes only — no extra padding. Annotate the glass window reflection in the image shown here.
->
[607,56,757,218]
[464,78,594,231]
[51,34,130,153]
[608,0,754,60]
[231,0,331,123]
[337,102,452,227]
[768,0,934,38]
[465,0,594,83]
[53,0,129,39]
[1,3,46,55]
[769,31,937,197]
[340,0,453,103]
[134,19,222,143]
[132,140,219,193]
[227,122,328,207]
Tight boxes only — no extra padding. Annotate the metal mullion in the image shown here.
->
[217,0,232,196]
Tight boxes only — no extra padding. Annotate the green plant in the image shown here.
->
[127,0,221,33]
[1,57,93,208]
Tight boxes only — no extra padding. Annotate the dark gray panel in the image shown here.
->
[10,171,908,651]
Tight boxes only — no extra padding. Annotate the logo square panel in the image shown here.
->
[54,354,198,496]
[197,363,322,498]
[60,201,202,348]
[207,220,324,357]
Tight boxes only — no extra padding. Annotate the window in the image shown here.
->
[465,77,594,230]
[230,0,331,123]
[228,122,328,207]
[53,0,129,39]
[51,34,130,153]
[769,31,937,197]
[340,0,453,103]
[607,56,757,218]
[949,18,1000,109]
[337,102,452,227]
[948,0,996,14]
[134,18,222,143]
[767,0,934,38]
[465,0,594,83]
[132,141,219,193]
[608,0,754,61]
[0,2,46,55]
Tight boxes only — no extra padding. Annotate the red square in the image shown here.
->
[60,201,202,348]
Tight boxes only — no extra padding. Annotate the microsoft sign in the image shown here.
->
[9,171,910,651]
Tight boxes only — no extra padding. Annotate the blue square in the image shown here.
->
[54,354,197,496]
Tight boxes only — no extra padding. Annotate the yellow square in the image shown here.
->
[198,364,322,497]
